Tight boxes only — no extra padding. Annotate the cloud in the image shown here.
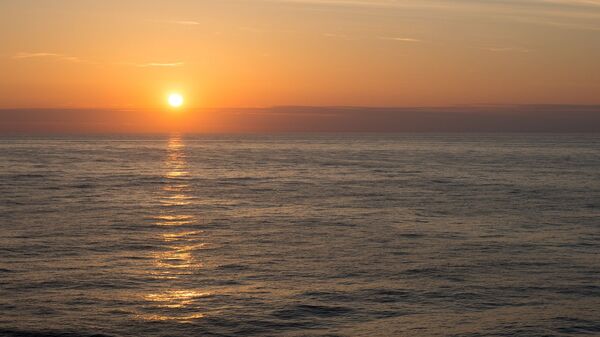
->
[135,62,184,67]
[7,105,599,133]
[13,53,184,68]
[269,0,600,9]
[504,14,600,30]
[265,0,600,36]
[266,0,600,17]
[13,52,83,62]
[537,0,600,7]
[13,52,60,59]
[378,37,421,42]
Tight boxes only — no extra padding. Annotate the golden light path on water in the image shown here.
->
[138,136,209,322]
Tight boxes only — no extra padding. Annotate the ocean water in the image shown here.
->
[0,134,599,337]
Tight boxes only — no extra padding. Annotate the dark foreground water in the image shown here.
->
[0,134,599,337]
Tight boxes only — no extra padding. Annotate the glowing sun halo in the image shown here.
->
[168,93,184,108]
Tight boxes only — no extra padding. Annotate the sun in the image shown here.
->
[168,93,184,108]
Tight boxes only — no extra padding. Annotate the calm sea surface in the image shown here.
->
[0,134,599,337]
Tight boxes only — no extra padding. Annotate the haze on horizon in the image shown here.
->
[1,0,599,132]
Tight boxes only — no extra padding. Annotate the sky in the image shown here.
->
[0,0,599,132]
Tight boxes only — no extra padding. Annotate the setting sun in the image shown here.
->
[168,93,184,108]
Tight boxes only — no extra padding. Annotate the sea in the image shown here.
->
[0,134,599,337]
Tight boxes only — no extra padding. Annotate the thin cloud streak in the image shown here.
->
[503,14,600,30]
[268,0,600,36]
[538,0,600,7]
[13,52,61,59]
[13,52,84,63]
[271,0,600,9]
[378,37,421,42]
[266,0,600,19]
[13,53,184,68]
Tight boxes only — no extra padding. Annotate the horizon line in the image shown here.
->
[1,103,600,111]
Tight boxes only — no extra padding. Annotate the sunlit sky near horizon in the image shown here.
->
[1,0,599,112]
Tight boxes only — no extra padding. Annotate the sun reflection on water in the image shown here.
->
[162,230,203,242]
[154,214,194,226]
[137,135,208,322]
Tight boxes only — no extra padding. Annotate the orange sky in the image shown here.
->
[1,0,599,131]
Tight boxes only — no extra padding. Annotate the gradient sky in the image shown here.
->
[1,0,599,132]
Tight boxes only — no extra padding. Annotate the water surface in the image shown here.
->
[1,134,599,336]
